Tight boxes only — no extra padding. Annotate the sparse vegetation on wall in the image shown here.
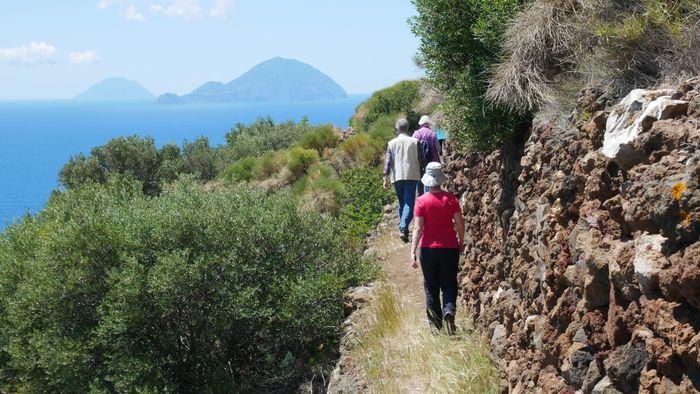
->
[487,0,700,115]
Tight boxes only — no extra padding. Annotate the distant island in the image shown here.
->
[74,78,155,101]
[156,57,348,104]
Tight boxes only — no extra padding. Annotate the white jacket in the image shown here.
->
[386,134,421,182]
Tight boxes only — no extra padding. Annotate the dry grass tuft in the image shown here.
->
[354,283,498,393]
[487,0,589,113]
[487,0,700,114]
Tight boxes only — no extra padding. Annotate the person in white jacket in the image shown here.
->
[383,118,424,242]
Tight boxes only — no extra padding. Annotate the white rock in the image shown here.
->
[602,89,688,168]
[633,232,667,295]
[492,286,504,304]
[592,376,622,393]
[491,324,508,356]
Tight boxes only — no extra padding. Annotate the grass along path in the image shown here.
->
[351,229,499,393]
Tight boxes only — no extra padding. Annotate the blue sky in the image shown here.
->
[0,0,423,100]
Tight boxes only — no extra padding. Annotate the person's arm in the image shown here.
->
[383,145,393,190]
[453,211,465,253]
[411,216,424,269]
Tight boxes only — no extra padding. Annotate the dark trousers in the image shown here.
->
[417,167,427,196]
[420,248,459,329]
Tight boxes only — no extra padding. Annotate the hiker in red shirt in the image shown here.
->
[410,162,465,334]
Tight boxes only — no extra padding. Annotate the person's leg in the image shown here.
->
[417,168,425,197]
[404,180,418,230]
[394,181,406,231]
[420,248,442,330]
[438,248,459,334]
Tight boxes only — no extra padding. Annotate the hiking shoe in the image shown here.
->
[444,311,456,335]
[400,228,409,243]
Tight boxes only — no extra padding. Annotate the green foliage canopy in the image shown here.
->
[224,116,314,161]
[410,0,530,151]
[0,177,373,392]
[59,136,162,195]
[339,167,394,240]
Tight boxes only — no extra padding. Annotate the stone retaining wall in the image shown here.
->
[444,79,700,393]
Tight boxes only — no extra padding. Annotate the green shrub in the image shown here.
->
[352,81,421,132]
[340,134,371,160]
[294,164,347,216]
[357,145,382,167]
[180,137,217,181]
[59,136,163,195]
[367,114,398,145]
[339,167,394,240]
[252,151,287,180]
[158,142,183,183]
[299,125,340,155]
[411,0,530,151]
[220,157,257,183]
[0,177,374,392]
[286,147,319,180]
[339,133,386,167]
[225,117,314,161]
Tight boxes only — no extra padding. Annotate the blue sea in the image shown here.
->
[0,96,368,229]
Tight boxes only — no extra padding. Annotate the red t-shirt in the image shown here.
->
[414,191,461,249]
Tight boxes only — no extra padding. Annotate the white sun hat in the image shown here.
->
[419,115,431,126]
[421,162,446,187]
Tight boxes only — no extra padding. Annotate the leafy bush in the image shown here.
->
[158,142,183,183]
[299,125,340,155]
[180,137,217,181]
[351,81,421,132]
[58,135,223,193]
[411,0,530,151]
[225,117,313,161]
[339,167,394,240]
[220,156,257,183]
[0,178,374,392]
[59,136,163,195]
[286,147,319,180]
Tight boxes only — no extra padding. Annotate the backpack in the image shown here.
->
[419,139,431,169]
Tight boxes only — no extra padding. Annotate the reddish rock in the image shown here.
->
[444,79,700,391]
[536,365,575,393]
[659,243,700,310]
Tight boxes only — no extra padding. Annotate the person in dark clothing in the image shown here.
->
[410,162,465,334]
[412,116,441,196]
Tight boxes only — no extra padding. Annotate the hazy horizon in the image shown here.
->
[0,1,423,100]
